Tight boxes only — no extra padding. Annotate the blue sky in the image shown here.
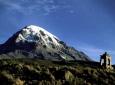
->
[0,0,115,63]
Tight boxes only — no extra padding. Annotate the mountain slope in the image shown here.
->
[0,25,91,61]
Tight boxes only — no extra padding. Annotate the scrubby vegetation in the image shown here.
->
[0,59,115,85]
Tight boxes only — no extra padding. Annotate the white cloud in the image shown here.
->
[0,0,74,15]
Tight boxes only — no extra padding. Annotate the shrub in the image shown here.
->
[15,78,24,85]
[0,71,14,85]
[73,77,84,85]
[65,71,74,81]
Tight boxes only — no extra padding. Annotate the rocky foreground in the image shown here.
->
[0,59,115,85]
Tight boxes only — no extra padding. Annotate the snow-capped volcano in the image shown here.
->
[16,25,60,47]
[0,25,91,61]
